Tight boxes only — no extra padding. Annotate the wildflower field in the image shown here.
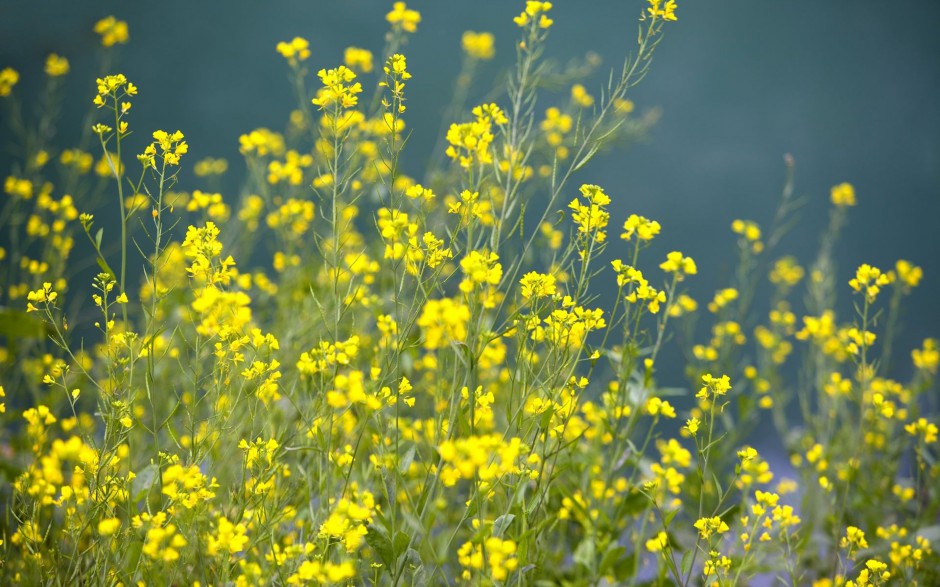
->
[1,2,938,585]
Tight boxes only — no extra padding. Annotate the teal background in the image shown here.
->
[2,0,939,386]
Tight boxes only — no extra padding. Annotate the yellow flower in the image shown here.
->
[194,157,228,177]
[708,288,739,313]
[98,517,122,536]
[694,516,729,540]
[612,262,666,314]
[849,263,890,303]
[571,84,594,108]
[704,553,731,578]
[26,282,58,312]
[386,2,421,33]
[648,0,678,21]
[287,560,356,584]
[317,490,376,552]
[912,338,938,374]
[0,67,18,97]
[445,104,507,169]
[94,16,129,47]
[238,127,285,156]
[458,537,519,581]
[830,182,856,206]
[645,531,669,553]
[384,53,411,81]
[44,54,70,77]
[888,259,922,290]
[668,293,698,317]
[343,46,374,72]
[93,73,137,108]
[645,397,676,418]
[418,298,470,350]
[147,130,188,167]
[731,218,763,252]
[737,446,758,463]
[770,256,804,288]
[865,559,889,576]
[841,525,869,550]
[462,31,495,60]
[659,251,697,280]
[519,272,557,300]
[162,463,218,508]
[568,184,612,243]
[312,65,362,109]
[402,184,432,203]
[207,517,250,557]
[276,37,311,65]
[514,1,554,28]
[460,250,502,293]
[137,512,187,562]
[621,214,661,241]
[905,418,938,444]
[697,373,732,400]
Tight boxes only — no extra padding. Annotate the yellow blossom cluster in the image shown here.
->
[648,0,678,21]
[514,1,554,29]
[568,184,612,247]
[446,103,508,169]
[276,37,311,65]
[386,1,421,33]
[318,488,376,552]
[94,16,129,47]
[462,31,496,60]
[458,537,519,581]
[0,67,19,96]
[312,65,363,109]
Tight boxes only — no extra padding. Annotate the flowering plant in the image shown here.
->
[0,3,937,585]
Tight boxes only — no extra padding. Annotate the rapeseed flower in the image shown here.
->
[386,2,421,33]
[94,16,129,47]
[0,67,18,96]
[44,54,69,77]
[462,31,495,60]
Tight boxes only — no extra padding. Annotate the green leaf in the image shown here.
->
[365,524,394,569]
[663,508,679,527]
[573,144,600,172]
[0,456,24,480]
[393,530,411,557]
[396,546,421,570]
[598,544,626,576]
[539,405,555,430]
[573,536,596,573]
[399,445,416,475]
[619,490,650,516]
[613,547,637,581]
[96,256,116,280]
[401,510,425,536]
[712,472,724,501]
[492,514,515,538]
[680,549,694,576]
[412,563,430,587]
[131,463,159,504]
[0,307,47,340]
[95,227,104,249]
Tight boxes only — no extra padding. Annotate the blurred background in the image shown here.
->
[2,0,939,392]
